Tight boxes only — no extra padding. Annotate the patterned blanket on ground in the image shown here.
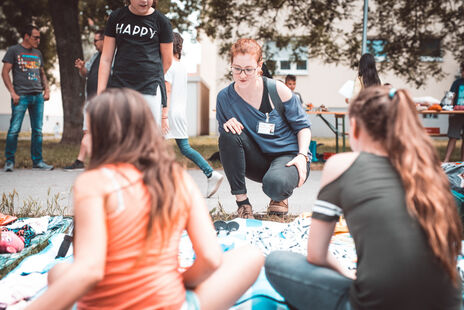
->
[2,216,463,309]
[0,216,73,279]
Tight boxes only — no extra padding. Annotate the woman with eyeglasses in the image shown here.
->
[216,38,312,219]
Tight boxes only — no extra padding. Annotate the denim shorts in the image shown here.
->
[180,290,200,310]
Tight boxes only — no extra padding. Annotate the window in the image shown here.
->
[280,61,291,70]
[419,38,442,62]
[265,41,308,75]
[296,60,307,70]
[367,39,387,62]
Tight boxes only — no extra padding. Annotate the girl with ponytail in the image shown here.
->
[266,86,462,310]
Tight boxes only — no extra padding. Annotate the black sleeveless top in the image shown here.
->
[312,152,461,310]
[259,81,272,114]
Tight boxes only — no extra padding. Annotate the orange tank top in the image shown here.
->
[76,163,189,310]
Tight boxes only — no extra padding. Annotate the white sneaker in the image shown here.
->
[206,171,224,198]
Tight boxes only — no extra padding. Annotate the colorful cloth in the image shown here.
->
[3,216,464,308]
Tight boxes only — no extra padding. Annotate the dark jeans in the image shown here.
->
[218,130,310,201]
[5,94,44,164]
[265,251,353,310]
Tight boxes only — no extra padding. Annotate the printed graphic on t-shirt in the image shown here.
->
[457,85,464,106]
[16,53,41,81]
[115,23,157,39]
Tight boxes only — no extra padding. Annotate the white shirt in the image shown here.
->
[164,60,189,139]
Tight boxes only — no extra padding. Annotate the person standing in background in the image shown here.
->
[64,30,104,171]
[97,0,173,125]
[444,62,464,162]
[285,74,304,106]
[346,53,381,103]
[163,32,224,198]
[1,24,53,172]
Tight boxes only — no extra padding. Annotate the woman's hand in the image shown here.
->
[286,154,307,187]
[223,117,244,134]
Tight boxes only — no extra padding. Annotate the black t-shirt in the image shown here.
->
[86,53,101,98]
[312,152,461,310]
[105,6,173,105]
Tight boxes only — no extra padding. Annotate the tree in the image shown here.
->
[200,0,464,87]
[0,0,201,143]
[48,0,86,143]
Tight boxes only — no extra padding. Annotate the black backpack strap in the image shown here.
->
[263,76,290,127]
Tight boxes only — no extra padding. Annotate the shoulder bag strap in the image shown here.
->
[263,76,291,128]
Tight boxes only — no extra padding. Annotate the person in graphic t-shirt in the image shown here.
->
[1,24,53,172]
[64,30,104,171]
[97,0,173,125]
[444,62,464,162]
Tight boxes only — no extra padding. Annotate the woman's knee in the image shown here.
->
[176,139,192,156]
[243,245,264,268]
[262,174,294,201]
[218,131,243,149]
[266,251,302,273]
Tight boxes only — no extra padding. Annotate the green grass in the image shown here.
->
[0,134,461,170]
[0,188,70,217]
[0,134,461,221]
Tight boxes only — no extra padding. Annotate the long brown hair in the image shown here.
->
[349,86,462,284]
[86,88,189,257]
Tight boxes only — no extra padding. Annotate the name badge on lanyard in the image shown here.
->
[257,113,275,135]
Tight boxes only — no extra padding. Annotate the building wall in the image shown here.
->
[199,2,459,137]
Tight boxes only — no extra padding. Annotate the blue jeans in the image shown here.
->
[175,139,213,177]
[5,94,44,164]
[265,251,353,310]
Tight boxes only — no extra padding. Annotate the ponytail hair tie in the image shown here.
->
[389,88,397,99]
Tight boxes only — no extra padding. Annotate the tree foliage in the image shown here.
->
[200,0,464,87]
[0,0,200,143]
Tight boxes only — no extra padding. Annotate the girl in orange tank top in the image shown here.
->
[27,88,263,310]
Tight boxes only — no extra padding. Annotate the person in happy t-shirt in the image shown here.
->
[97,0,173,124]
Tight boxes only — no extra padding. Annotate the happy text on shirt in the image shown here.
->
[115,23,157,39]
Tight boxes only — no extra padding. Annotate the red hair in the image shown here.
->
[230,38,262,63]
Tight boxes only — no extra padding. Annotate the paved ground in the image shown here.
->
[0,168,321,216]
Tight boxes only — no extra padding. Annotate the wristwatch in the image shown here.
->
[298,152,309,162]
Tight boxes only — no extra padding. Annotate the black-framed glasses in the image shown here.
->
[231,66,258,76]
[94,38,103,43]
[31,35,41,40]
